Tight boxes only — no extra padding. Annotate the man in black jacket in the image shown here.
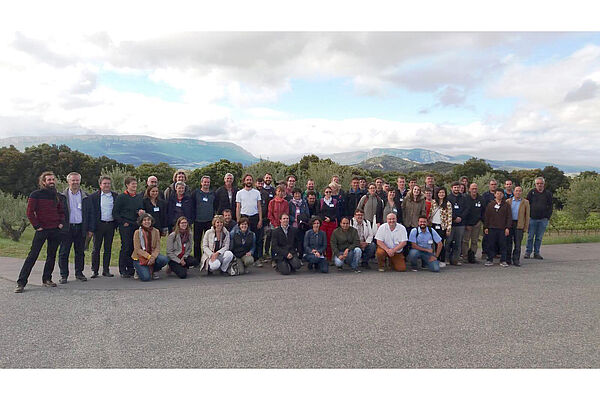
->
[462,183,483,263]
[344,177,362,218]
[85,175,118,278]
[446,181,470,265]
[58,172,89,283]
[271,214,302,275]
[214,173,238,218]
[525,177,553,259]
[113,176,144,278]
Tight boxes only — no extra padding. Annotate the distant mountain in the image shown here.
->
[0,135,259,168]
[327,148,459,165]
[354,155,457,174]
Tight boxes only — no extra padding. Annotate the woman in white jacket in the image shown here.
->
[201,215,234,275]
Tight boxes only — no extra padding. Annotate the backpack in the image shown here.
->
[228,258,244,276]
[415,226,436,250]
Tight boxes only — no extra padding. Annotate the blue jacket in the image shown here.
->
[303,229,327,256]
[288,199,310,230]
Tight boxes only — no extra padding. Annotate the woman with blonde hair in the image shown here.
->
[201,215,234,275]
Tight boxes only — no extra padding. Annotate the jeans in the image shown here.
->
[334,247,362,270]
[360,242,376,262]
[507,221,524,264]
[58,224,86,278]
[446,225,465,264]
[91,221,116,273]
[133,254,169,281]
[526,218,548,255]
[304,253,329,273]
[17,228,61,286]
[407,249,440,272]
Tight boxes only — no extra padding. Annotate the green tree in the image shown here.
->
[0,191,29,241]
[0,146,29,196]
[243,159,289,184]
[135,162,176,191]
[452,157,493,180]
[561,175,600,220]
[187,159,243,190]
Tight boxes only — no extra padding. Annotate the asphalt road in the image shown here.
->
[0,243,598,368]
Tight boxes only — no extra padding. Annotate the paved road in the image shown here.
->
[1,243,598,368]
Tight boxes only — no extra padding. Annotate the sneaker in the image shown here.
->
[59,277,68,284]
[378,267,385,272]
[484,261,493,266]
[121,274,131,278]
[439,261,446,268]
[152,273,159,280]
[524,253,530,259]
[133,272,139,280]
[533,254,544,260]
[354,269,362,273]
[513,263,521,267]
[337,266,343,272]
[456,261,463,266]
[102,271,114,277]
[410,266,419,272]
[42,280,57,287]
[500,261,509,267]
[75,274,88,282]
[14,285,24,293]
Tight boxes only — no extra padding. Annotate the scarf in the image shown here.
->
[178,229,189,259]
[291,198,303,227]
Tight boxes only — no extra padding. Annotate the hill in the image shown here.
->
[354,155,457,173]
[0,135,259,168]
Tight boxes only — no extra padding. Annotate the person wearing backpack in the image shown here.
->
[407,216,443,273]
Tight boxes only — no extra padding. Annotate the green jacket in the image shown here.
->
[330,226,359,255]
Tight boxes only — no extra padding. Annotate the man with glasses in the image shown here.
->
[525,177,553,260]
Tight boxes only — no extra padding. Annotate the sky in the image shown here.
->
[1,2,600,167]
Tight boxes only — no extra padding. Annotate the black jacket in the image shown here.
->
[344,190,362,218]
[271,226,299,261]
[214,185,238,218]
[83,190,118,233]
[447,192,469,227]
[464,194,484,226]
[166,193,195,228]
[59,189,89,234]
[527,189,553,219]
[143,197,168,231]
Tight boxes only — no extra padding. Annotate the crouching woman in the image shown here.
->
[201,215,234,275]
[132,213,169,281]
[166,216,199,278]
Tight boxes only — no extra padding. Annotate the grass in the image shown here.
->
[2,226,600,263]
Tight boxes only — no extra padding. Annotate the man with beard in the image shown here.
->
[260,173,276,260]
[303,178,320,200]
[408,216,443,273]
[374,177,386,200]
[236,174,263,261]
[306,191,319,217]
[446,181,469,265]
[15,172,65,293]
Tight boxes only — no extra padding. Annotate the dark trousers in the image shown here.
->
[263,222,272,258]
[242,213,261,259]
[486,228,507,262]
[17,228,61,286]
[295,227,308,258]
[193,221,212,260]
[255,224,265,259]
[507,221,524,264]
[433,226,447,262]
[168,256,199,279]
[277,256,302,275]
[91,221,116,273]
[118,223,137,276]
[58,224,85,278]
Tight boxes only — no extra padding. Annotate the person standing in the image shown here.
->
[481,179,499,259]
[446,181,469,265]
[146,176,165,200]
[462,183,484,264]
[358,177,368,197]
[506,186,530,266]
[374,177,386,200]
[383,189,400,221]
[58,172,89,283]
[14,172,65,293]
[343,177,362,219]
[284,175,297,201]
[525,177,553,260]
[143,185,168,236]
[424,174,438,193]
[271,214,302,275]
[215,173,238,218]
[402,184,426,235]
[113,176,145,278]
[357,183,384,231]
[330,217,362,273]
[423,187,433,220]
[303,178,321,200]
[260,173,276,260]
[306,191,319,218]
[319,186,340,260]
[191,175,215,260]
[430,187,452,268]
[408,216,443,273]
[504,180,515,199]
[166,182,194,232]
[288,188,310,258]
[483,189,512,267]
[163,169,190,200]
[235,174,263,261]
[85,175,117,278]
[374,213,408,272]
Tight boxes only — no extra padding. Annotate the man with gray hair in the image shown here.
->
[215,173,238,219]
[58,172,89,283]
[525,177,553,260]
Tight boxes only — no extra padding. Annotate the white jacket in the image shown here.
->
[351,217,375,243]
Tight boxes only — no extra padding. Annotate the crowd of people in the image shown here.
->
[13,169,554,293]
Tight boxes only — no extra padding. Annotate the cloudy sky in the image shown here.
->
[1,9,600,166]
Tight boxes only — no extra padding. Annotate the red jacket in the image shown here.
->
[27,188,65,230]
[268,197,289,228]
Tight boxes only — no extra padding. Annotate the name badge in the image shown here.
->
[428,239,434,244]
[176,202,182,207]
[454,204,459,209]
[153,207,160,212]
[77,203,82,210]
[475,202,481,207]
[434,225,441,230]
[494,204,500,210]
[392,208,397,212]
[329,203,334,208]
[203,197,208,202]
[214,237,218,242]
[269,193,273,197]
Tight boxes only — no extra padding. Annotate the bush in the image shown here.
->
[101,166,146,194]
[0,191,29,241]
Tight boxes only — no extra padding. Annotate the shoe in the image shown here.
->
[121,274,131,278]
[378,267,385,272]
[524,253,530,259]
[220,270,228,276]
[456,261,462,266]
[256,261,263,268]
[513,263,521,267]
[410,266,419,272]
[439,261,446,268]
[90,272,99,279]
[102,271,114,277]
[42,280,57,287]
[484,261,493,266]
[533,254,544,260]
[75,274,87,282]
[59,277,68,284]
[500,261,509,267]
[133,272,139,280]
[165,265,172,275]
[271,261,277,268]
[337,266,343,271]
[14,285,24,293]
[152,273,159,280]
[354,269,362,273]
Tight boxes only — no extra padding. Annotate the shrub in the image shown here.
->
[0,191,29,241]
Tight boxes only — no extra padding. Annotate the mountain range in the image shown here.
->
[0,135,597,173]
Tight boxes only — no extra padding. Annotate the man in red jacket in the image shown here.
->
[14,171,65,293]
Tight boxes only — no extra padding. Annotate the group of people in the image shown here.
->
[13,169,554,293]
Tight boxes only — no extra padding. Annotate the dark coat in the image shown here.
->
[271,226,299,261]
[84,190,118,233]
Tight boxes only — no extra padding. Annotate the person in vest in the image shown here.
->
[14,172,65,293]
[113,176,145,278]
[303,216,328,273]
[525,177,553,260]
[131,213,169,281]
[330,217,362,273]
[85,175,118,278]
[191,175,216,259]
[201,215,234,275]
[483,189,512,267]
[58,171,89,283]
[271,214,302,275]
[166,217,199,279]
[408,216,443,273]
[506,186,530,266]
[230,216,256,274]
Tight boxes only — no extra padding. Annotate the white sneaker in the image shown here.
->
[152,272,160,280]
[439,262,446,268]
[484,261,493,267]
[500,262,509,267]
[133,271,139,280]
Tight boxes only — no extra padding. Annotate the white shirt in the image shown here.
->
[68,190,83,224]
[374,223,408,253]
[236,188,261,216]
[100,192,114,222]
